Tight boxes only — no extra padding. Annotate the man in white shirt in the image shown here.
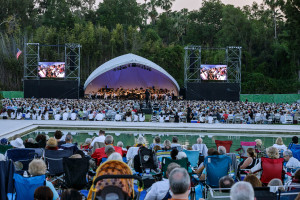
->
[144,163,180,200]
[284,150,300,168]
[90,130,105,147]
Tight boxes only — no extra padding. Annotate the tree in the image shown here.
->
[96,0,143,30]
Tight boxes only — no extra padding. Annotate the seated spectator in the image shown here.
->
[273,137,287,152]
[230,181,255,200]
[81,138,92,151]
[105,145,115,158]
[126,136,146,166]
[117,141,127,151]
[268,178,284,191]
[288,136,298,149]
[60,189,82,200]
[60,134,78,152]
[176,152,187,160]
[144,163,180,200]
[0,138,9,146]
[171,148,179,160]
[169,168,190,200]
[283,150,300,168]
[45,137,59,150]
[149,136,163,150]
[28,159,59,200]
[171,136,181,149]
[35,134,47,148]
[90,130,105,147]
[107,152,123,162]
[250,146,280,173]
[163,139,172,151]
[10,138,25,148]
[24,138,37,148]
[219,175,235,192]
[153,145,162,152]
[255,139,266,156]
[243,174,262,188]
[34,186,53,200]
[218,146,227,155]
[192,137,208,157]
[91,135,122,165]
[194,148,219,177]
[240,148,257,169]
[54,130,65,146]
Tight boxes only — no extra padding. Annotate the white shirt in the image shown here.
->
[286,157,300,168]
[95,113,104,121]
[273,144,287,152]
[192,144,208,157]
[71,113,77,120]
[115,114,122,121]
[63,112,69,120]
[139,114,145,122]
[54,114,61,120]
[144,178,170,200]
[126,147,139,161]
[90,135,105,147]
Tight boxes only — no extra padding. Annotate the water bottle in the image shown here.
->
[23,171,28,177]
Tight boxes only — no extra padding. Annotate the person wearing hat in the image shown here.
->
[10,138,25,148]
[45,137,58,150]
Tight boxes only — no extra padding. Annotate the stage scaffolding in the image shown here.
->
[184,46,242,92]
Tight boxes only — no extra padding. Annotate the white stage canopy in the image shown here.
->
[84,54,180,95]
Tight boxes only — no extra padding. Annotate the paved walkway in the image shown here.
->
[0,120,299,139]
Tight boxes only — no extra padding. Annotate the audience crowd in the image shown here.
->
[1,98,300,124]
[0,129,299,200]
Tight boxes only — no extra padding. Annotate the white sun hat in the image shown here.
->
[10,138,25,148]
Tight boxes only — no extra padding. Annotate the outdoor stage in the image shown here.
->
[0,120,299,140]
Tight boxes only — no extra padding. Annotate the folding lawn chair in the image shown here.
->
[183,150,200,168]
[215,140,233,154]
[6,148,36,171]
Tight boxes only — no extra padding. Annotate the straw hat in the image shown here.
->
[10,138,25,148]
[46,137,58,147]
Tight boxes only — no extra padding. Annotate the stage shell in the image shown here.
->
[84,54,180,95]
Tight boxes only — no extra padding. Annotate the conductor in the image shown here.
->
[145,89,150,107]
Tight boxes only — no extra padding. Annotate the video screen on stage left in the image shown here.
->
[200,65,227,81]
[38,62,65,78]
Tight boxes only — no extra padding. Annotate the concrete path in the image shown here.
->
[0,120,299,139]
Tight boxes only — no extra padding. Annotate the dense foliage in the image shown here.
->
[0,0,299,93]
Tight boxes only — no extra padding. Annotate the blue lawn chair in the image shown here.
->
[44,149,73,176]
[0,160,15,200]
[6,149,36,171]
[13,173,45,200]
[183,150,200,168]
[204,155,232,188]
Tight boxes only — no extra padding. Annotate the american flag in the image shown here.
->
[16,48,22,60]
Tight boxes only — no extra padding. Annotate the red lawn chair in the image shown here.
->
[215,140,233,153]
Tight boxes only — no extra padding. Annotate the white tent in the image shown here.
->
[84,53,180,95]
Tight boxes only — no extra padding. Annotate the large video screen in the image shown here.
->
[38,62,65,78]
[200,65,227,81]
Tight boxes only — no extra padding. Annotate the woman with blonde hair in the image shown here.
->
[273,137,287,152]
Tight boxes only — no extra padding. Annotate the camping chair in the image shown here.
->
[258,157,284,185]
[26,148,44,158]
[235,141,257,158]
[91,142,105,154]
[253,187,278,200]
[161,157,189,178]
[204,155,232,188]
[183,150,200,168]
[13,173,46,200]
[215,140,233,153]
[6,148,36,171]
[134,147,158,173]
[288,143,300,161]
[87,160,136,200]
[44,149,73,185]
[0,160,15,200]
[63,157,89,190]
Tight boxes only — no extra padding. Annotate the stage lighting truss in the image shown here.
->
[65,43,81,82]
[24,43,40,79]
[184,45,242,90]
